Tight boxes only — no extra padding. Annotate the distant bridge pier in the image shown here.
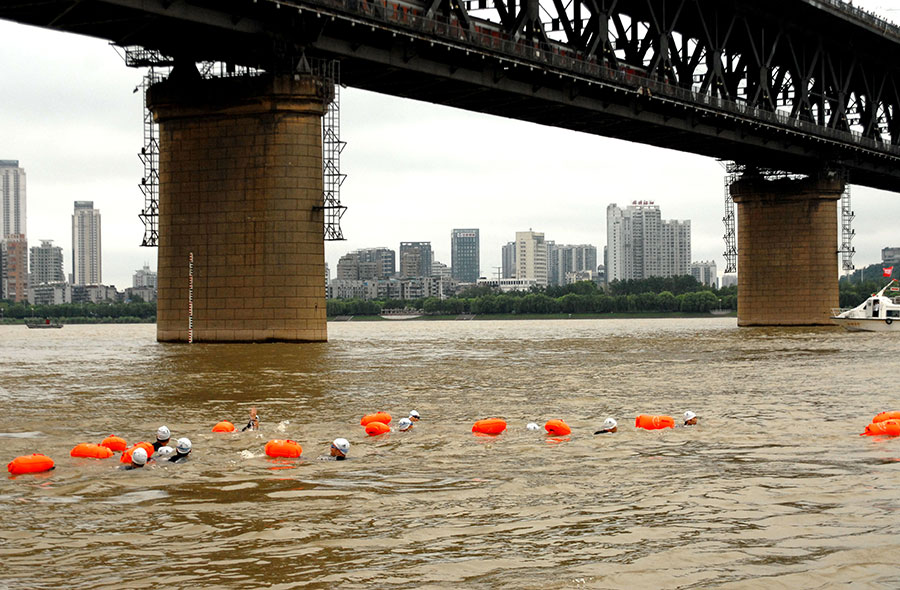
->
[148,71,329,342]
[731,172,845,326]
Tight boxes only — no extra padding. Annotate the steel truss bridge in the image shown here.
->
[4,0,900,191]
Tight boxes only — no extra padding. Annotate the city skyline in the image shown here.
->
[2,0,899,288]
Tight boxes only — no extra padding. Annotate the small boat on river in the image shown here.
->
[26,319,63,329]
[831,279,900,332]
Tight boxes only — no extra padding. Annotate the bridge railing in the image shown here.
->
[286,0,900,159]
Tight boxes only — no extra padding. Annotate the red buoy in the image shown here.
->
[635,415,675,430]
[544,419,571,436]
[100,435,127,452]
[472,418,507,435]
[70,443,114,459]
[265,439,303,458]
[212,421,236,433]
[361,412,392,426]
[365,421,391,436]
[8,454,55,475]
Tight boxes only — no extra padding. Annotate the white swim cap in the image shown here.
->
[332,438,350,455]
[176,438,192,454]
[684,411,697,421]
[602,417,617,430]
[132,447,148,466]
[398,418,412,431]
[156,426,171,441]
[156,446,175,456]
[409,410,420,420]
[526,422,540,431]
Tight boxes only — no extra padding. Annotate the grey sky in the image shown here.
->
[1,1,898,288]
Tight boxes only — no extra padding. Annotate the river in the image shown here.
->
[1,319,898,589]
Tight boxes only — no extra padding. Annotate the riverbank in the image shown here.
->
[329,311,737,321]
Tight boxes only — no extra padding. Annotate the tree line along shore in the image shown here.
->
[0,270,886,323]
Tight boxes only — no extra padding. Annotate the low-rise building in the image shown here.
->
[28,282,71,305]
[477,277,538,293]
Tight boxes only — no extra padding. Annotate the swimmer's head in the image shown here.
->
[526,422,540,431]
[156,445,175,456]
[131,447,148,466]
[409,410,420,421]
[156,425,171,442]
[176,438,192,455]
[331,438,350,457]
[684,411,698,425]
[398,418,412,431]
[602,417,617,431]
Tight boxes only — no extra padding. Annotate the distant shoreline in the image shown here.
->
[329,312,737,322]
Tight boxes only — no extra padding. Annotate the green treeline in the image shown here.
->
[839,263,898,308]
[0,301,156,323]
[328,277,737,317]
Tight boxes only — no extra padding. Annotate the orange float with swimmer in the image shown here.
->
[544,419,571,436]
[264,439,303,458]
[7,454,55,475]
[472,418,507,435]
[100,435,127,452]
[360,412,392,426]
[861,419,900,436]
[121,442,155,464]
[212,421,236,433]
[872,411,900,423]
[70,443,114,459]
[635,415,675,430]
[365,421,391,436]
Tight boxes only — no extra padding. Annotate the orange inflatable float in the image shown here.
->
[544,419,571,436]
[100,435,127,452]
[472,418,507,435]
[70,443,114,459]
[121,442,155,464]
[861,419,900,436]
[872,411,900,423]
[365,421,391,436]
[7,454,55,475]
[264,439,303,458]
[212,420,236,433]
[635,415,675,430]
[361,412,392,426]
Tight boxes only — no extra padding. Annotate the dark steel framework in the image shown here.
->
[3,0,900,191]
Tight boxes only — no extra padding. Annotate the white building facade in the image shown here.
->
[607,201,691,283]
[72,201,101,285]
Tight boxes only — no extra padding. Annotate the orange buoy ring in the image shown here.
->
[544,419,571,436]
[100,435,127,452]
[635,415,675,430]
[873,411,900,423]
[365,421,391,436]
[7,454,55,475]
[212,420,236,433]
[861,419,900,436]
[361,412,392,426]
[472,418,507,435]
[264,439,303,458]
[70,443,114,459]
[121,442,155,464]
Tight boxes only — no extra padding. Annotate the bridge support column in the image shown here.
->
[148,73,329,342]
[731,173,844,326]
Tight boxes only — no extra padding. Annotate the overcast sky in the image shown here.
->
[1,1,898,288]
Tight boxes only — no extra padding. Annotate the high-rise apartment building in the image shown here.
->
[337,248,395,280]
[607,202,691,283]
[690,260,718,288]
[501,242,516,279]
[133,263,158,288]
[72,201,101,286]
[0,160,26,240]
[399,242,432,278]
[883,247,900,266]
[515,230,548,287]
[30,240,65,285]
[1,234,28,302]
[450,228,480,283]
[549,243,598,286]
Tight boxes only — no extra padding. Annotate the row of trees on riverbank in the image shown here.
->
[0,301,156,323]
[328,278,737,317]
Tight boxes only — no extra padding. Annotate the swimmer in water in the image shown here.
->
[409,410,420,422]
[168,438,192,463]
[683,411,699,426]
[397,418,413,431]
[326,438,350,461]
[120,447,148,470]
[241,408,259,432]
[594,417,618,434]
[154,425,175,456]
[526,422,541,431]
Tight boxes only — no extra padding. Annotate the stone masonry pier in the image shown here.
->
[731,173,845,326]
[149,72,329,342]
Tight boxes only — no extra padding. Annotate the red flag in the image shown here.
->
[884,266,894,277]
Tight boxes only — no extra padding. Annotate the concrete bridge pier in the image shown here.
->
[731,172,845,326]
[148,72,330,342]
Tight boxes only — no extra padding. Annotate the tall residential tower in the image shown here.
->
[450,228,480,283]
[606,201,691,283]
[72,201,102,285]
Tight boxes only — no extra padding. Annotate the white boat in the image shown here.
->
[832,279,900,332]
